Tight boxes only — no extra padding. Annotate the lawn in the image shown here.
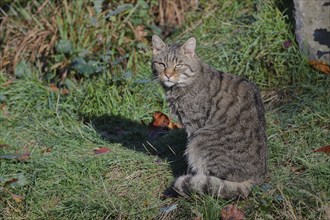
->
[1,0,329,219]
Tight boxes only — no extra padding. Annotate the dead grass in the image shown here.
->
[0,0,198,79]
[0,3,58,73]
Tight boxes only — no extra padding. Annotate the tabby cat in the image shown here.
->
[151,35,267,199]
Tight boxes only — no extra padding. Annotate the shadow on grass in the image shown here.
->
[88,115,188,177]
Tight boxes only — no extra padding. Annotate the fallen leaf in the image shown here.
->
[148,111,182,139]
[221,204,245,220]
[93,147,111,155]
[168,121,181,129]
[10,193,24,202]
[61,88,70,95]
[150,111,181,129]
[49,83,59,92]
[290,166,306,175]
[49,83,70,95]
[3,178,18,187]
[309,60,330,74]
[40,147,52,154]
[1,173,27,188]
[313,145,330,155]
[151,111,170,128]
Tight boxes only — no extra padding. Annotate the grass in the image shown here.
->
[1,0,330,219]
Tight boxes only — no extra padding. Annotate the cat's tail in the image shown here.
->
[171,175,253,199]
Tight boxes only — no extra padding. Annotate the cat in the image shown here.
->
[151,35,267,199]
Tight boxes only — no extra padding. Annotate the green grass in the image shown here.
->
[1,0,330,219]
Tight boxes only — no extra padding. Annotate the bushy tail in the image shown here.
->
[172,175,253,199]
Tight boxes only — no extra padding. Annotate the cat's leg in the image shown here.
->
[184,132,210,176]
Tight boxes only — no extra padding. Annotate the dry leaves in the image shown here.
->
[221,204,245,220]
[93,147,111,155]
[10,193,24,203]
[1,173,27,203]
[313,145,330,155]
[150,111,181,129]
[148,111,181,139]
[309,60,330,74]
[49,83,70,95]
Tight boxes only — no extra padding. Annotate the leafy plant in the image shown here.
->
[0,0,196,84]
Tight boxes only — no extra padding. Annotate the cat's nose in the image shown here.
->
[164,69,173,79]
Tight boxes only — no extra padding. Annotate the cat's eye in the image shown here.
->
[175,64,184,69]
[157,62,166,68]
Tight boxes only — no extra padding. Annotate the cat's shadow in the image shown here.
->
[88,115,188,177]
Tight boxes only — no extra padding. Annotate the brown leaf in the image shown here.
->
[309,60,330,74]
[49,83,59,92]
[60,88,70,95]
[168,121,182,129]
[150,111,181,129]
[3,178,18,187]
[313,145,330,155]
[93,147,111,155]
[290,166,306,175]
[41,147,52,154]
[49,83,70,95]
[221,204,245,220]
[151,111,170,128]
[11,193,24,202]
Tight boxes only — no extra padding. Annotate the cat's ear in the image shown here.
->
[182,37,196,59]
[152,35,167,55]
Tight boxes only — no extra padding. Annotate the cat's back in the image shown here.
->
[201,64,265,118]
[203,63,261,97]
[204,65,265,127]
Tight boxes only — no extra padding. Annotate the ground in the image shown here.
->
[0,0,329,219]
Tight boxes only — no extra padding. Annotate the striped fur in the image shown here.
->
[152,35,267,199]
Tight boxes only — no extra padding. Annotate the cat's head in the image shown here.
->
[151,35,201,88]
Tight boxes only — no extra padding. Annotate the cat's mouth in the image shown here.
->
[163,79,176,87]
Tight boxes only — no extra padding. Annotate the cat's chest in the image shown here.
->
[166,89,209,134]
